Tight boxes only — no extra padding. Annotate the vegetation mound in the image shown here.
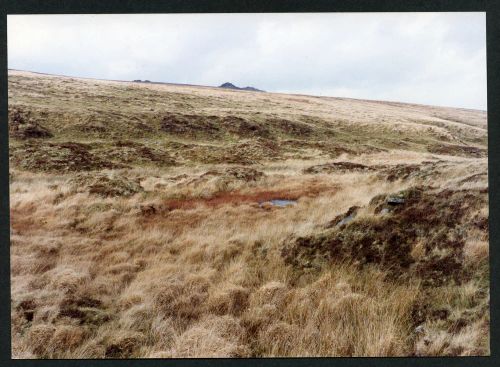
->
[68,172,144,197]
[197,167,265,183]
[98,141,176,166]
[282,186,487,286]
[223,139,281,165]
[10,142,124,172]
[161,113,314,140]
[428,144,487,158]
[161,113,223,137]
[9,108,52,139]
[303,161,375,174]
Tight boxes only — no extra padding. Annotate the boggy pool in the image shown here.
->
[259,199,297,208]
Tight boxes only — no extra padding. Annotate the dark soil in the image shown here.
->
[459,173,488,184]
[266,118,314,137]
[161,113,222,137]
[283,140,356,158]
[161,113,271,139]
[282,186,488,286]
[16,299,37,322]
[58,295,111,326]
[197,167,265,183]
[303,162,375,174]
[98,140,176,166]
[428,144,487,158]
[9,108,53,139]
[383,164,422,182]
[222,115,271,138]
[160,113,319,140]
[223,139,281,165]
[10,142,124,172]
[104,334,143,358]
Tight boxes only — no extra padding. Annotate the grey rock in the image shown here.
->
[387,197,405,205]
[337,214,356,227]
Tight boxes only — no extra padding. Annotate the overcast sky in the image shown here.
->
[8,13,486,110]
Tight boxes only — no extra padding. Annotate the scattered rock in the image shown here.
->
[328,206,360,228]
[371,187,424,214]
[387,197,405,206]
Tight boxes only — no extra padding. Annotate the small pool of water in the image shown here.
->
[260,199,297,207]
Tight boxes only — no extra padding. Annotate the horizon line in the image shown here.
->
[7,68,487,113]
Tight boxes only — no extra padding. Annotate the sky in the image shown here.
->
[8,13,487,110]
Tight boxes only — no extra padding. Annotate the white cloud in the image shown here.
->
[7,12,486,110]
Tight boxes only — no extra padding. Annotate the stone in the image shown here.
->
[387,197,405,205]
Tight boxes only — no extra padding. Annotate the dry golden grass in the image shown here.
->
[9,70,489,358]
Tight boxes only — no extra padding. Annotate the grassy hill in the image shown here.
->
[9,70,489,358]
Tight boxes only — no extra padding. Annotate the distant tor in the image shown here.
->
[219,82,264,92]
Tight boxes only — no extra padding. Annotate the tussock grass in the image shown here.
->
[9,70,489,358]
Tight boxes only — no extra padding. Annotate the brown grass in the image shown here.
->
[9,70,489,358]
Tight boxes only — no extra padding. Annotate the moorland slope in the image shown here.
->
[9,70,489,358]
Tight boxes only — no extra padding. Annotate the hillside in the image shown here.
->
[8,70,486,169]
[8,70,489,358]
